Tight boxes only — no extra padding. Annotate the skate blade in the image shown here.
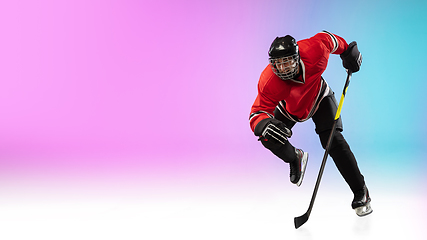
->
[355,202,373,217]
[296,153,308,187]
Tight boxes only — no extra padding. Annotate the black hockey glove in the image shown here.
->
[254,118,292,145]
[340,41,362,73]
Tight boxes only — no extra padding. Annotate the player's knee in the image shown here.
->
[318,130,346,150]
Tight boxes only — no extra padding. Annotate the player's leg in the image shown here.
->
[261,137,307,186]
[352,185,373,216]
[312,93,372,215]
[262,108,308,186]
[318,130,365,192]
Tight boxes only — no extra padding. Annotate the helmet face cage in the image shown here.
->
[269,54,300,80]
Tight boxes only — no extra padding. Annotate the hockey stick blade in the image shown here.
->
[294,213,309,229]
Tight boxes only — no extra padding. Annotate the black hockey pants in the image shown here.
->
[270,93,365,193]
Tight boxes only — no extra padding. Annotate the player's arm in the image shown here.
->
[249,89,292,144]
[318,31,362,73]
[317,30,348,54]
[249,94,274,132]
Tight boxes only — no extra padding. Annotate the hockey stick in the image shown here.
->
[294,70,352,229]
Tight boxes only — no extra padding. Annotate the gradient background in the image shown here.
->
[0,0,426,239]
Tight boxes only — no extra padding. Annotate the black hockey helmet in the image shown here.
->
[268,35,300,80]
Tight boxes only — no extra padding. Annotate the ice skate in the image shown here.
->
[352,185,373,216]
[289,149,308,187]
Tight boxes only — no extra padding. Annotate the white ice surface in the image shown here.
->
[0,185,425,240]
[0,153,425,240]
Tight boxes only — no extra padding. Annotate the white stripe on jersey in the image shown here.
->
[322,30,339,53]
[249,111,274,122]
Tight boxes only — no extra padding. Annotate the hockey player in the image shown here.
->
[249,31,372,216]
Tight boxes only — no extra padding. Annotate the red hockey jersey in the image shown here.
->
[250,31,349,132]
